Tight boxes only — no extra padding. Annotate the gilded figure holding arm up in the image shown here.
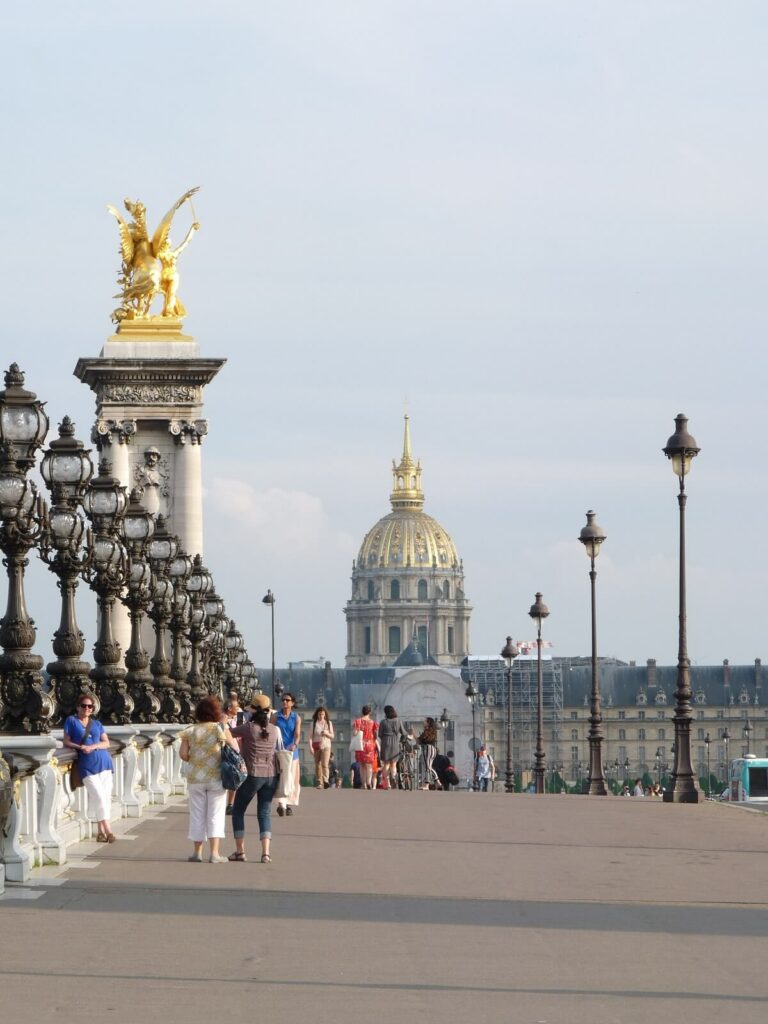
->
[107,187,200,324]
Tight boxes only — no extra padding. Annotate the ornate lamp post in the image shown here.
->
[186,555,212,705]
[722,727,730,787]
[662,413,700,803]
[743,720,751,756]
[528,593,550,794]
[262,589,276,702]
[704,732,711,797]
[655,747,662,785]
[146,514,181,721]
[624,756,630,787]
[439,707,449,755]
[168,546,193,721]
[38,417,94,722]
[0,365,51,732]
[501,637,519,793]
[120,489,158,722]
[579,510,607,795]
[81,458,132,724]
[225,620,244,700]
[465,677,478,789]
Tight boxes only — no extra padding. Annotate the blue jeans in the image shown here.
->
[232,775,277,839]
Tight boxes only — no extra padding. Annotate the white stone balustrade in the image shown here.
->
[0,724,187,892]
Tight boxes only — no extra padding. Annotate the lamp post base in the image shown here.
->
[662,780,699,803]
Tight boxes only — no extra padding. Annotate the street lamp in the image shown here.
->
[579,509,608,795]
[528,593,550,795]
[704,732,711,797]
[0,365,52,732]
[82,457,132,724]
[146,514,181,721]
[38,416,94,722]
[168,546,193,721]
[624,757,631,787]
[662,413,700,803]
[439,707,449,755]
[501,637,519,793]
[465,677,478,789]
[186,555,212,705]
[262,589,276,702]
[655,747,662,785]
[120,488,157,722]
[743,720,751,756]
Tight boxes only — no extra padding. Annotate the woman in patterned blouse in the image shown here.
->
[180,696,239,863]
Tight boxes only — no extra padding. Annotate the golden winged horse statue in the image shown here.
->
[107,187,200,323]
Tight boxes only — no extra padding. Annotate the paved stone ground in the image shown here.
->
[2,789,767,1024]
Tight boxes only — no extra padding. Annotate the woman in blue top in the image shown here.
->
[63,694,116,842]
[271,692,301,816]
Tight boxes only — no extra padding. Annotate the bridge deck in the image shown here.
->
[2,789,767,1023]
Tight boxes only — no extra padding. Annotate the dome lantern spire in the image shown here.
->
[391,414,424,510]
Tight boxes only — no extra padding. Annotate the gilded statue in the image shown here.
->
[107,187,200,323]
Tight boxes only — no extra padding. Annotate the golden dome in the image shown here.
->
[356,416,461,571]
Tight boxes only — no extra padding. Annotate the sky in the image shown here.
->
[3,2,768,673]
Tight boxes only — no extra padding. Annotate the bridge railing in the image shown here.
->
[0,724,186,889]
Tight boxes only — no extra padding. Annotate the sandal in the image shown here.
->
[96,833,108,843]
[106,833,117,843]
[228,851,247,862]
[261,854,271,863]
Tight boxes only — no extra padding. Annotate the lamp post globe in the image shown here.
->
[501,637,519,793]
[579,510,608,795]
[528,594,549,795]
[662,414,700,803]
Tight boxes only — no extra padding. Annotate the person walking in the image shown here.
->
[417,717,438,788]
[223,697,244,813]
[352,705,379,789]
[378,705,406,790]
[180,696,239,863]
[272,692,302,816]
[474,745,495,792]
[309,706,335,789]
[63,694,116,843]
[228,694,281,863]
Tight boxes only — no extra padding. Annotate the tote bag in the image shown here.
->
[274,748,294,800]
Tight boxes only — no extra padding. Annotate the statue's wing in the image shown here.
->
[107,204,134,264]
[151,186,200,255]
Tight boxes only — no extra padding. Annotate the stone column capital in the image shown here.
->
[169,419,208,446]
[93,418,137,450]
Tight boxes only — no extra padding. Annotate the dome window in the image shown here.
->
[367,580,375,601]
[388,626,401,654]
[417,579,428,601]
[390,580,400,600]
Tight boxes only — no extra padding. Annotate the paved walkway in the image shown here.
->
[2,790,767,1023]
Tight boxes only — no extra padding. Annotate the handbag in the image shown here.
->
[221,743,248,790]
[69,760,83,790]
[349,724,365,753]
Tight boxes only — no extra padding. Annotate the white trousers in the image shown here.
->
[277,758,301,808]
[83,770,113,822]
[187,781,227,841]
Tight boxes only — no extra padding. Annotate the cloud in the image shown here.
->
[206,477,355,557]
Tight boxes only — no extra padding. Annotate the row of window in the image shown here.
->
[364,579,453,602]
[362,624,456,655]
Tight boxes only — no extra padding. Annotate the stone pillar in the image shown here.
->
[74,324,224,657]
[169,419,207,556]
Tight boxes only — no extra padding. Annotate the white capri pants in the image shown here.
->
[83,769,114,822]
[187,781,227,841]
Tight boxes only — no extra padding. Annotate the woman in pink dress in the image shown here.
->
[352,705,379,790]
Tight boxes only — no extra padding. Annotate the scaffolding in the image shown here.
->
[468,655,564,781]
